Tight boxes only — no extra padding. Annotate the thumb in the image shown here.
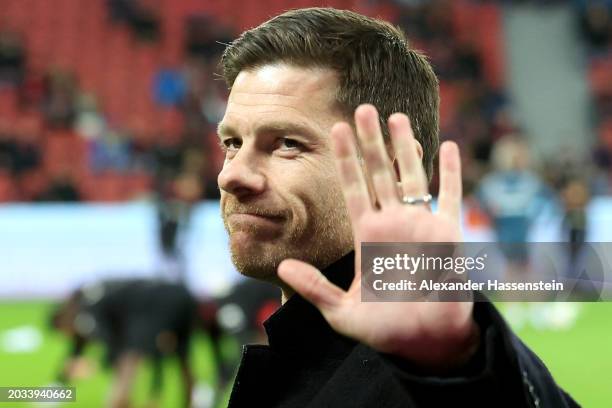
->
[278,259,345,313]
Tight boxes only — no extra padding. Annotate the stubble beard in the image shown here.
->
[223,191,353,284]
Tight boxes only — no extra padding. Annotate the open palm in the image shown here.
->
[278,104,478,371]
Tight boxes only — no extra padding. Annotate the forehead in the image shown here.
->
[222,64,341,134]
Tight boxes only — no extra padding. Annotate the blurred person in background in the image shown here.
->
[213,280,280,387]
[577,1,612,52]
[36,168,81,202]
[11,116,42,178]
[476,135,550,270]
[0,29,25,88]
[153,133,204,279]
[153,66,187,108]
[51,277,278,407]
[106,0,160,42]
[591,119,612,195]
[51,278,198,408]
[560,177,594,286]
[42,69,78,129]
[0,121,18,172]
[193,279,281,406]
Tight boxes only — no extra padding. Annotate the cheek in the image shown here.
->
[271,155,341,227]
[298,165,343,221]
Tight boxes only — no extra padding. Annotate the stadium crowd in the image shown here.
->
[0,0,609,206]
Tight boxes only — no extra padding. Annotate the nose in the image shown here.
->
[218,148,266,199]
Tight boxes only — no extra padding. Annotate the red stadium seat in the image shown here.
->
[1,0,516,204]
[588,57,612,97]
[477,3,506,89]
[0,171,17,202]
[42,131,88,177]
[439,82,459,132]
[0,89,18,121]
[18,169,48,200]
[79,171,128,202]
[451,0,505,89]
[79,171,153,202]
[125,172,153,198]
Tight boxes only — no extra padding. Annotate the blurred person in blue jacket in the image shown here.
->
[477,135,550,266]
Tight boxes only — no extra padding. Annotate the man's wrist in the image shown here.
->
[391,317,482,376]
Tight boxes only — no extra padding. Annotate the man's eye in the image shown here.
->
[279,138,302,150]
[222,138,242,150]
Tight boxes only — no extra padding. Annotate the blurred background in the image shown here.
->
[0,0,612,406]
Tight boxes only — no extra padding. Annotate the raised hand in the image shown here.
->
[278,104,479,371]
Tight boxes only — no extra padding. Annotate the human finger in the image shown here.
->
[437,141,462,221]
[354,104,398,207]
[278,259,345,312]
[388,113,428,200]
[330,122,373,221]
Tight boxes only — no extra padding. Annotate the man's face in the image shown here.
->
[218,64,353,282]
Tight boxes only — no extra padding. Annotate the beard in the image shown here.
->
[221,187,353,283]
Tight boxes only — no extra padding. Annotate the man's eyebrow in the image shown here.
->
[256,122,319,140]
[217,123,238,138]
[217,121,320,140]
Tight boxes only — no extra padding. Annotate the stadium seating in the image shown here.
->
[1,0,506,202]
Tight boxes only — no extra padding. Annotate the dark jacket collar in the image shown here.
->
[263,251,356,355]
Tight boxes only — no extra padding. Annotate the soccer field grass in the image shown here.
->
[0,301,233,407]
[0,302,610,407]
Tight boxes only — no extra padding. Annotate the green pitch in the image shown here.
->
[0,301,234,407]
[0,302,610,407]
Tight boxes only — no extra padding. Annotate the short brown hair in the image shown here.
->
[221,7,440,179]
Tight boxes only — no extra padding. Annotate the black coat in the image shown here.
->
[227,253,580,407]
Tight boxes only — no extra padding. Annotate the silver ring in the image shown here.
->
[401,193,432,206]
